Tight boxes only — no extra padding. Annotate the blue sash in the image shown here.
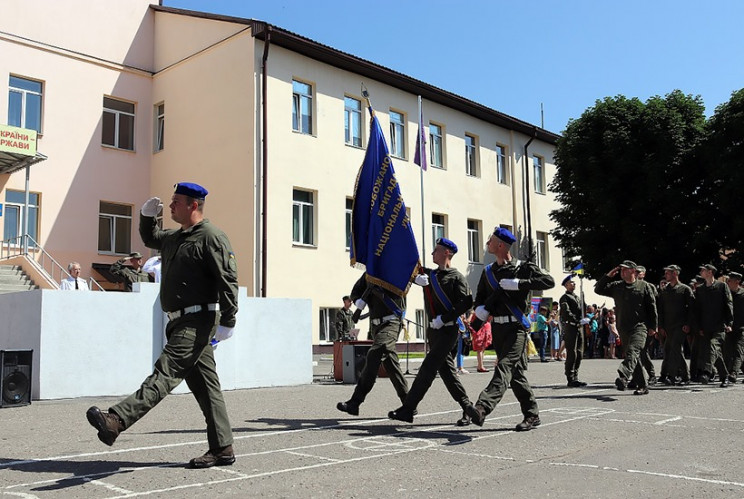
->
[484,263,531,329]
[429,270,464,330]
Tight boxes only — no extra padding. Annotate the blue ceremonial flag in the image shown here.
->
[350,108,420,297]
[572,262,584,275]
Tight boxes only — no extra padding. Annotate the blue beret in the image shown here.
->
[174,182,208,199]
[562,274,575,286]
[493,226,516,245]
[436,237,458,254]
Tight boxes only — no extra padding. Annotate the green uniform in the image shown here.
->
[723,287,744,380]
[334,308,354,341]
[639,281,659,379]
[402,267,473,412]
[473,260,554,418]
[595,275,657,388]
[110,259,150,292]
[658,281,695,382]
[695,280,733,382]
[560,290,583,382]
[110,214,238,451]
[348,274,408,406]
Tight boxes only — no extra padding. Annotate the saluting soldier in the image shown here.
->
[723,272,744,384]
[109,251,150,291]
[337,273,408,416]
[695,263,733,387]
[87,182,239,468]
[560,274,586,387]
[388,237,474,425]
[657,265,695,385]
[465,227,554,431]
[595,260,657,395]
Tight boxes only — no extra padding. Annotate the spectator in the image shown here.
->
[142,255,162,282]
[60,262,89,291]
[469,312,492,373]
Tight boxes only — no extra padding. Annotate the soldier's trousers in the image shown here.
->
[640,335,656,378]
[476,323,538,418]
[660,326,689,381]
[403,324,470,411]
[112,311,233,449]
[351,319,408,405]
[697,330,728,381]
[617,327,648,387]
[723,328,744,379]
[563,325,583,382]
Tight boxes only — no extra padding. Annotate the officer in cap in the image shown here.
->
[560,273,586,387]
[388,237,474,424]
[724,271,744,383]
[109,251,150,291]
[465,226,554,431]
[87,181,239,468]
[695,263,733,387]
[657,265,694,385]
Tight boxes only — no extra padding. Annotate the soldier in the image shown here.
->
[723,272,744,383]
[336,273,409,416]
[335,296,354,341]
[388,237,474,424]
[695,263,733,387]
[110,251,150,291]
[595,260,657,395]
[560,274,586,387]
[657,265,695,385]
[86,182,238,468]
[464,227,554,431]
[636,266,659,385]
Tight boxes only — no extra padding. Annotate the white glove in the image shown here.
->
[579,318,590,326]
[414,274,430,286]
[141,197,163,217]
[475,305,489,321]
[499,278,520,291]
[354,299,367,310]
[431,315,444,329]
[214,325,234,342]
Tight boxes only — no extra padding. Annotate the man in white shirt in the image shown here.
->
[60,262,89,290]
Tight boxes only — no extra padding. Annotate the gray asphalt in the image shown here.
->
[2,355,743,498]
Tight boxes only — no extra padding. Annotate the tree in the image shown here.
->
[549,91,711,283]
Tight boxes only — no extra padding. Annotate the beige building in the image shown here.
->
[0,1,595,345]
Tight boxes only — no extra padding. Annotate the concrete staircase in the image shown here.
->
[0,264,38,294]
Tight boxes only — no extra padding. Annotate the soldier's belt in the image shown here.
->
[166,303,219,320]
[370,314,398,326]
[493,315,518,324]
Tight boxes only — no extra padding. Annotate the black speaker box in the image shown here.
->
[1,349,33,408]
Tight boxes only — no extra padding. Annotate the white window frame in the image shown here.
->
[533,154,545,194]
[429,122,444,168]
[496,145,508,184]
[293,189,315,246]
[415,309,426,339]
[389,110,405,159]
[345,197,353,250]
[3,189,40,244]
[467,219,480,263]
[8,75,43,133]
[98,201,132,255]
[432,213,445,243]
[536,231,549,270]
[344,96,362,147]
[154,102,165,152]
[319,307,339,342]
[102,96,135,151]
[292,80,313,135]
[465,134,478,176]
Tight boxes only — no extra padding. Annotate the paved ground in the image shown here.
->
[2,355,744,498]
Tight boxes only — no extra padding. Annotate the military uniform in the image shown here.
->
[723,285,744,382]
[560,287,583,384]
[110,213,238,451]
[695,280,733,383]
[334,307,354,341]
[658,281,695,383]
[638,280,659,382]
[345,274,408,409]
[472,259,554,420]
[595,274,657,390]
[397,266,473,415]
[110,258,150,291]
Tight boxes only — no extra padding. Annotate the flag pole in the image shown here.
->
[418,95,426,267]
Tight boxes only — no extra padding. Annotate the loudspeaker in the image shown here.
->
[1,350,32,408]
[341,344,388,384]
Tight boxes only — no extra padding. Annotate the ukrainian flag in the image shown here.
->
[572,262,584,275]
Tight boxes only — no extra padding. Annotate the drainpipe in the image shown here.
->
[523,127,537,261]
[260,27,272,297]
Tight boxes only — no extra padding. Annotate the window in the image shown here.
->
[415,309,426,340]
[154,102,164,152]
[8,76,42,133]
[98,201,132,254]
[345,198,353,250]
[465,134,478,176]
[319,307,340,342]
[389,110,405,158]
[533,155,545,194]
[102,96,135,150]
[292,80,313,134]
[563,249,578,272]
[3,190,40,243]
[467,219,480,263]
[496,145,508,184]
[293,189,314,245]
[429,123,443,168]
[344,96,362,147]
[536,231,549,270]
[432,213,445,243]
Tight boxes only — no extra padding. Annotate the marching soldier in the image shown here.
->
[560,274,586,387]
[657,265,695,385]
[636,266,659,385]
[695,264,733,387]
[723,272,744,383]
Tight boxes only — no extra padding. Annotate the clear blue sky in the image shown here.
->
[163,0,744,134]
